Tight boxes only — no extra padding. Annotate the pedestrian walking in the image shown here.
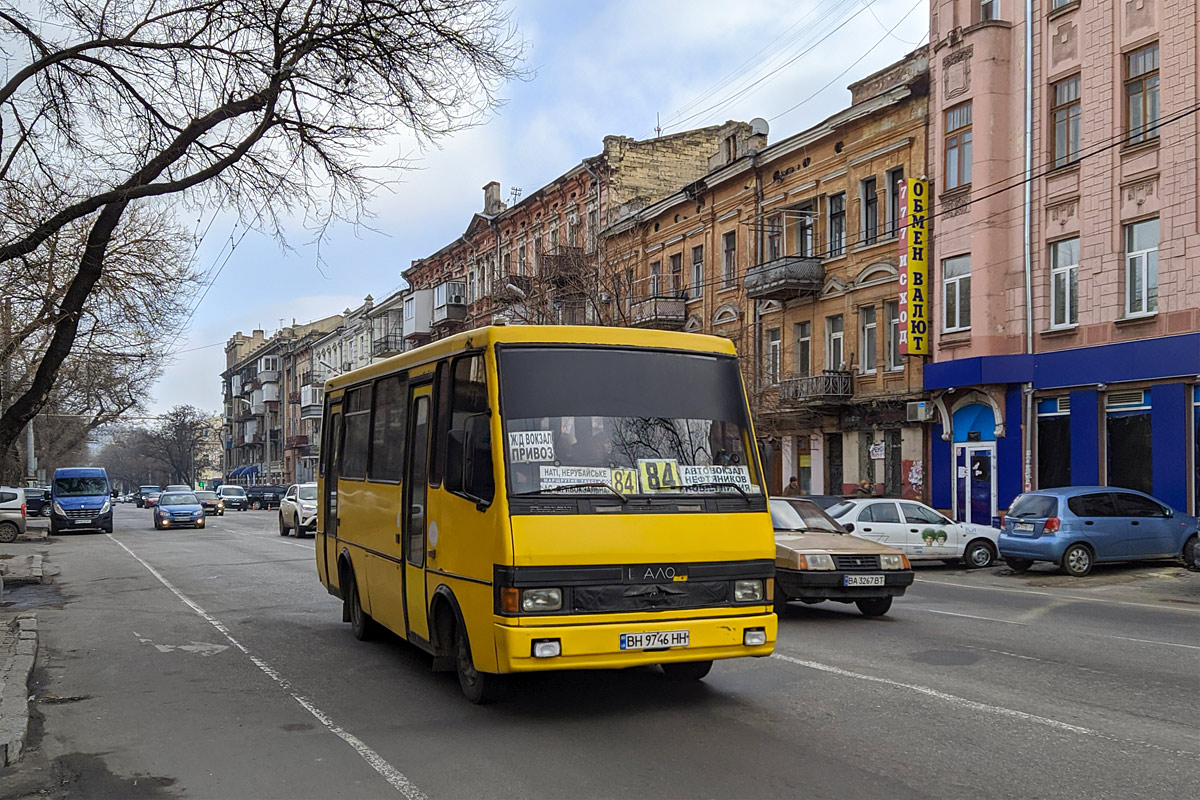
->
[782,476,801,496]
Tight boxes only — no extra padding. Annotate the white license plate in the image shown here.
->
[844,575,885,587]
[73,518,90,525]
[1013,523,1035,532]
[620,630,689,650]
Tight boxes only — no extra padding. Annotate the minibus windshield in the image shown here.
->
[53,477,109,497]
[499,346,762,498]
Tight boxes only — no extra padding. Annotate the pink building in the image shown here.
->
[925,0,1199,522]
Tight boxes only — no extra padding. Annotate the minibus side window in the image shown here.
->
[429,362,452,488]
[341,386,371,480]
[369,375,407,482]
[444,354,494,503]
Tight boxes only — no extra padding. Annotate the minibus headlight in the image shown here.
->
[797,554,835,570]
[733,579,764,602]
[53,501,65,516]
[880,554,909,570]
[521,588,563,612]
[100,499,110,514]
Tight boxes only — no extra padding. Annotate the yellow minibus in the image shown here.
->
[315,325,776,702]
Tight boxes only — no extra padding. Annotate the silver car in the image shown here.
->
[278,483,318,537]
[0,487,29,543]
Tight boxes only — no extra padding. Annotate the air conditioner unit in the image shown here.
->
[906,401,934,423]
[448,291,466,305]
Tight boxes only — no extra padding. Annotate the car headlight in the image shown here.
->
[880,554,910,570]
[193,510,203,517]
[521,588,563,612]
[733,579,764,602]
[798,554,836,570]
[53,501,65,516]
[301,504,316,512]
[100,499,110,513]
[217,501,224,508]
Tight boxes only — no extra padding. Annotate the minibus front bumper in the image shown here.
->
[494,611,776,672]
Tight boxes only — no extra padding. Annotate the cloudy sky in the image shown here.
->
[153,0,929,415]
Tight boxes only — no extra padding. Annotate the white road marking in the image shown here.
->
[921,608,1028,625]
[217,526,314,551]
[134,632,229,656]
[770,653,1198,759]
[1102,634,1200,651]
[914,576,1200,613]
[108,534,426,800]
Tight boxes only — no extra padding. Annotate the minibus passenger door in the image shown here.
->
[320,406,342,589]
[403,387,432,641]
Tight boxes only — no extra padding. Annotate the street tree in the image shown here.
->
[146,405,221,487]
[0,0,522,458]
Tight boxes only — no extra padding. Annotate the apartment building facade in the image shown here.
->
[605,51,931,497]
[924,0,1200,522]
[400,124,758,334]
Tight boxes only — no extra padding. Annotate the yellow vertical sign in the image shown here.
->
[902,178,929,355]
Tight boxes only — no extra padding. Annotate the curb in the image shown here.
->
[0,613,39,768]
[0,556,44,586]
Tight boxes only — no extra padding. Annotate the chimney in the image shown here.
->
[483,181,502,215]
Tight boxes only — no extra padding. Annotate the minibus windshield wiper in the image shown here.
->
[514,482,628,503]
[657,482,753,503]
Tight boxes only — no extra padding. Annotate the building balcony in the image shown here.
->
[288,390,301,404]
[743,255,824,301]
[251,402,265,416]
[235,408,255,422]
[296,443,319,459]
[778,370,854,408]
[286,434,309,449]
[258,369,279,385]
[373,333,404,358]
[300,385,324,419]
[540,246,591,287]
[629,295,687,330]
[432,280,467,326]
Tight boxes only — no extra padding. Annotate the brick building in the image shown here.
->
[924,0,1200,522]
[605,50,931,496]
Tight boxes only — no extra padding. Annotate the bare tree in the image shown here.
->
[0,0,522,456]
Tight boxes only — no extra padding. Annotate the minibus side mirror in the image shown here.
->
[462,414,495,508]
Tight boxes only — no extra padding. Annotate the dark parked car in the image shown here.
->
[194,490,225,516]
[245,484,288,510]
[23,487,50,517]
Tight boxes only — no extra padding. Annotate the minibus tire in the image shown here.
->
[454,624,505,704]
[661,660,713,681]
[348,573,375,640]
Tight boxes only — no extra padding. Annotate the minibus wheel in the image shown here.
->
[661,660,713,681]
[454,624,505,704]
[347,573,375,640]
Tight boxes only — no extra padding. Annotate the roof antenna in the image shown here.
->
[655,112,661,138]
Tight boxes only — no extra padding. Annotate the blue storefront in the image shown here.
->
[924,332,1199,522]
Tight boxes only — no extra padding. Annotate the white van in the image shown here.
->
[0,487,28,543]
[217,485,248,511]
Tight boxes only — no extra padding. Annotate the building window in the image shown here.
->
[945,103,973,190]
[793,321,811,377]
[722,231,737,288]
[1051,75,1081,167]
[886,167,904,237]
[980,0,997,21]
[860,306,877,374]
[885,300,902,370]
[826,315,844,369]
[828,193,846,257]
[1126,44,1159,144]
[1050,0,1073,8]
[517,245,527,275]
[649,260,661,297]
[1049,238,1079,328]
[765,328,781,385]
[766,215,783,261]
[861,177,878,246]
[1124,218,1158,317]
[690,245,704,298]
[724,134,737,162]
[943,255,972,331]
[669,252,683,296]
[791,203,815,256]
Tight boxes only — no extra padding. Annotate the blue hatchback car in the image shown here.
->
[153,492,206,530]
[999,486,1198,577]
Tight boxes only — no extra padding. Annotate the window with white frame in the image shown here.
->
[943,255,972,331]
[1049,238,1079,328]
[766,328,781,385]
[945,103,973,190]
[980,0,997,22]
[861,177,878,246]
[722,231,737,288]
[649,260,661,297]
[518,244,527,275]
[1124,218,1158,316]
[403,296,414,320]
[793,321,811,376]
[791,203,815,256]
[690,245,704,298]
[860,306,877,374]
[829,193,846,257]
[826,315,844,369]
[886,167,904,237]
[885,300,902,370]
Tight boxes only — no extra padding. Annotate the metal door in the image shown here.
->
[403,386,433,641]
[320,406,342,588]
[954,444,996,526]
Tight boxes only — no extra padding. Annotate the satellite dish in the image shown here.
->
[750,117,769,136]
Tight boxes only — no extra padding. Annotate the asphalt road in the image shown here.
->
[3,503,1198,799]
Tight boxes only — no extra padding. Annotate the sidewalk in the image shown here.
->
[0,542,44,768]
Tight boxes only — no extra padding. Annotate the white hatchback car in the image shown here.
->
[278,483,318,537]
[827,498,1001,568]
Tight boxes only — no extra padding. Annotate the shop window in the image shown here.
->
[1037,412,1071,488]
[1107,410,1152,495]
